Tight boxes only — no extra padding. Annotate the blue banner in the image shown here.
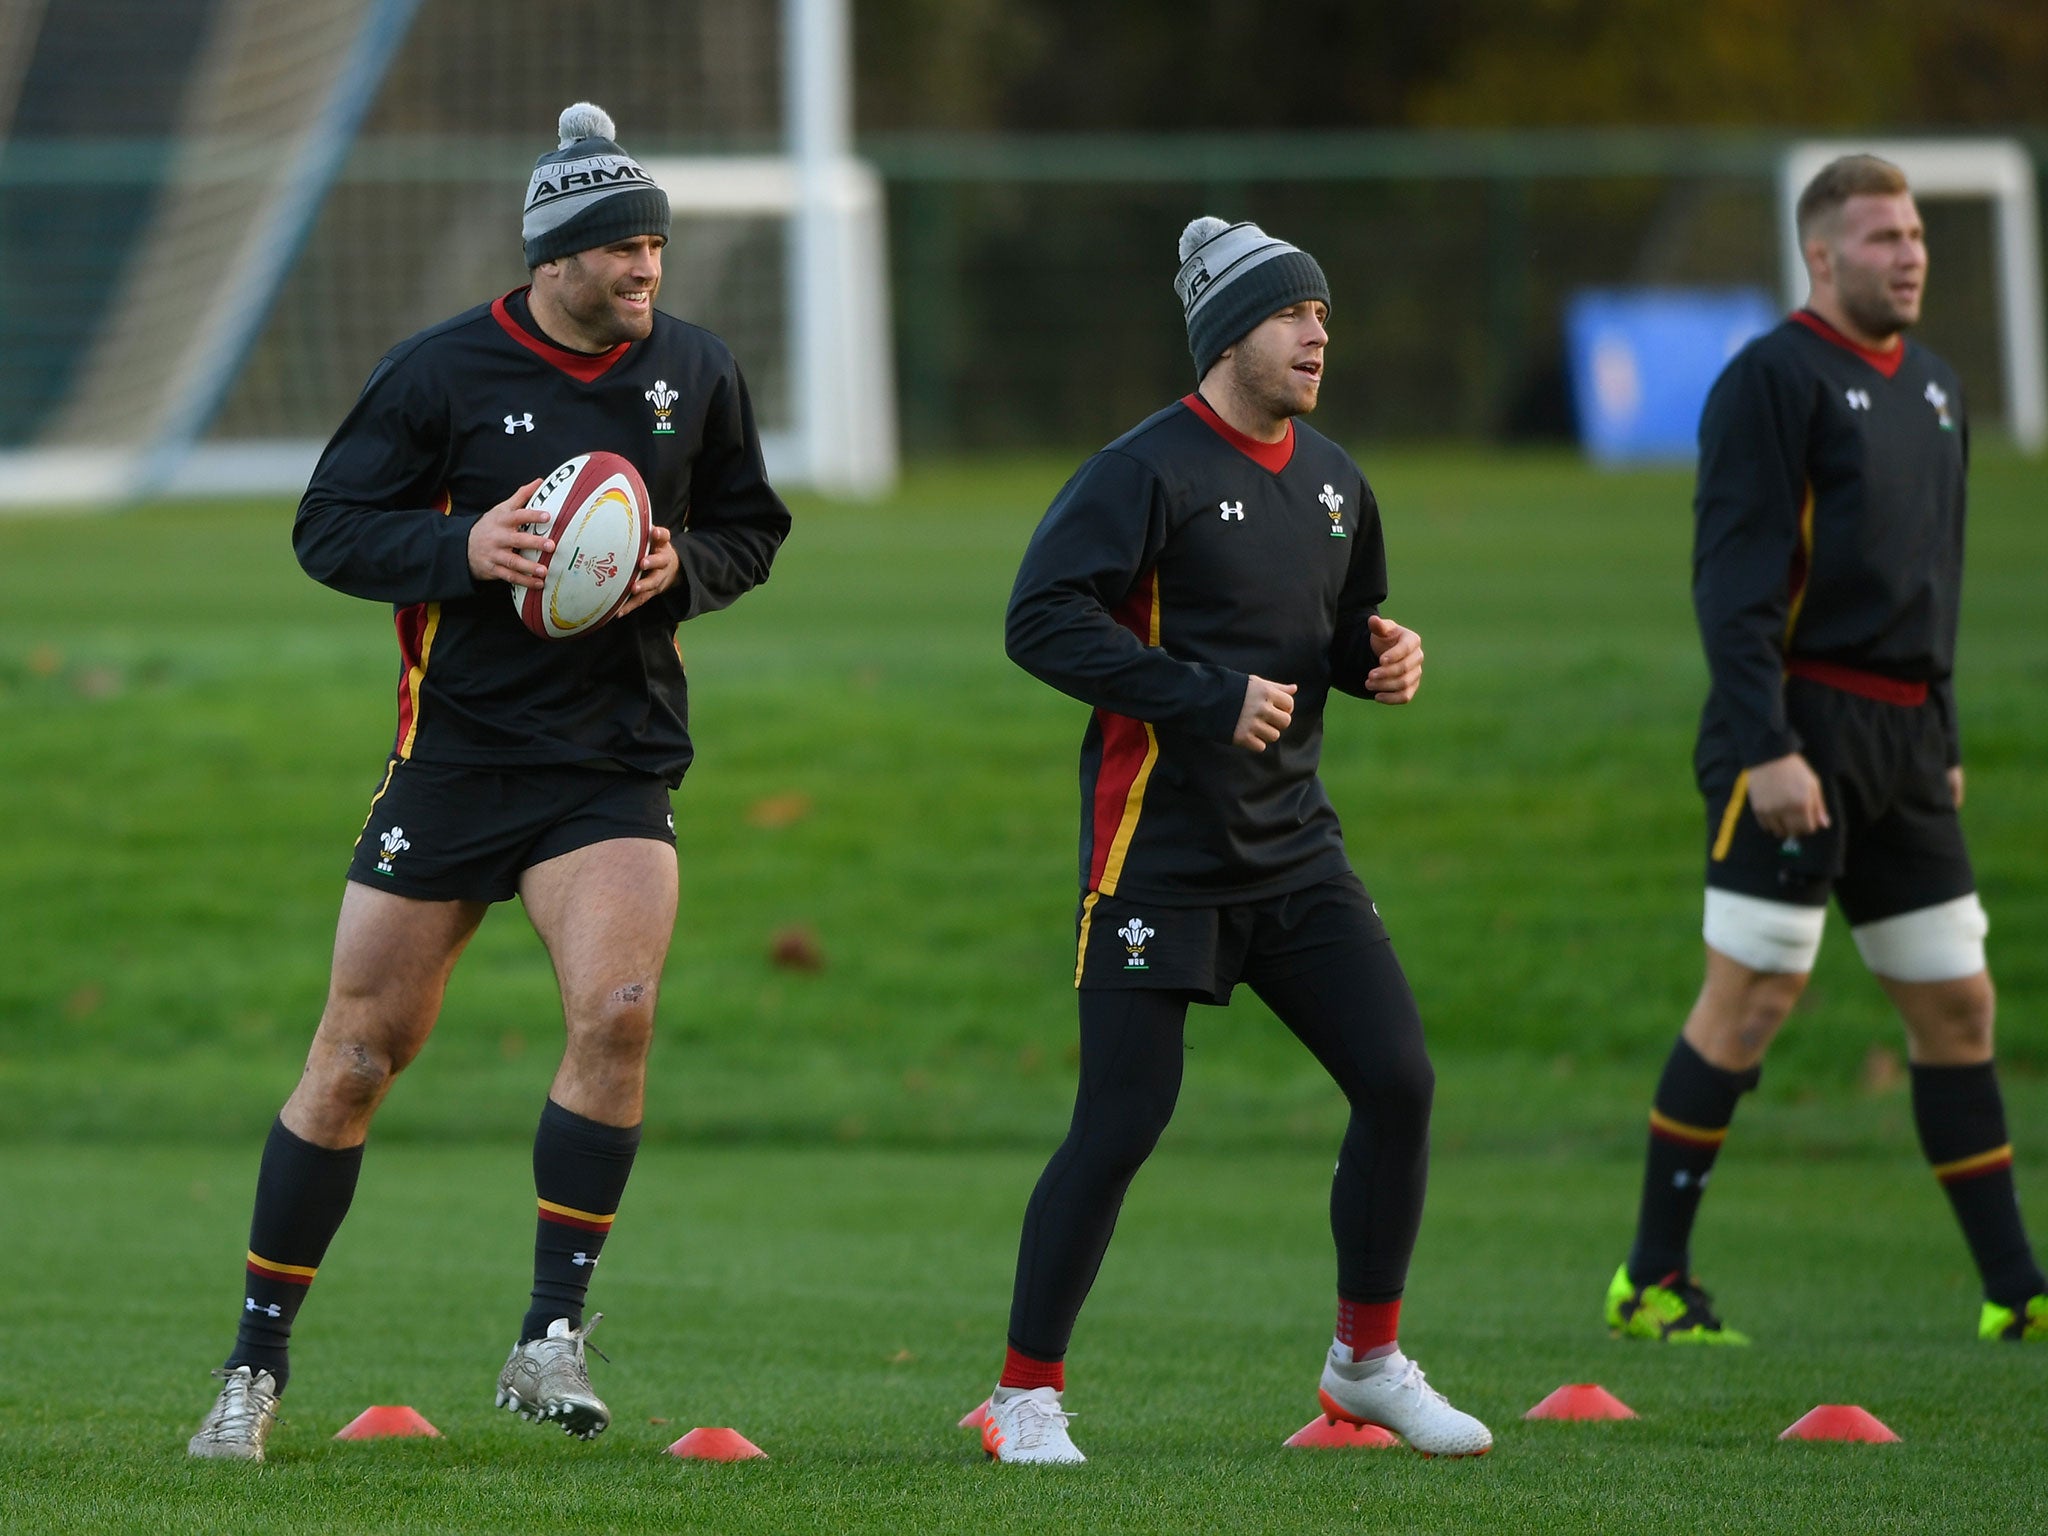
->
[1565,288,1778,464]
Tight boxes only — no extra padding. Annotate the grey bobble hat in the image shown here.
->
[522,103,671,267]
[1174,216,1330,378]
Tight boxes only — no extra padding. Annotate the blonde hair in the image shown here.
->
[1796,155,1910,243]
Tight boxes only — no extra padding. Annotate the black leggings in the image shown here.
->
[1006,936,1434,1360]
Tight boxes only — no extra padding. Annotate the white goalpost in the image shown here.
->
[646,0,896,497]
[0,0,896,508]
[1779,138,2045,452]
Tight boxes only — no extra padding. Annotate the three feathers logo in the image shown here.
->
[1319,483,1346,538]
[646,379,678,435]
[375,825,410,876]
[1117,917,1155,970]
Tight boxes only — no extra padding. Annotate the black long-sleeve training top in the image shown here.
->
[294,289,791,785]
[1006,394,1390,905]
[1693,309,1967,782]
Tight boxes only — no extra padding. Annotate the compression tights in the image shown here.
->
[1005,938,1435,1361]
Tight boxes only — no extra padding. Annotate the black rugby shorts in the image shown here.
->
[1073,870,1389,1004]
[347,756,675,903]
[1703,677,1973,925]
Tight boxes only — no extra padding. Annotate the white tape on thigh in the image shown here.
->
[1702,889,1826,974]
[1850,894,1989,983]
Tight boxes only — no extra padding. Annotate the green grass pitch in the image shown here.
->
[2,450,2045,1532]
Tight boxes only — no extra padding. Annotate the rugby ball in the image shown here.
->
[513,451,653,640]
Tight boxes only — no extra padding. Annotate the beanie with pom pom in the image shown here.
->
[1173,216,1329,379]
[522,102,671,267]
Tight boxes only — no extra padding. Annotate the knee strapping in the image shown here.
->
[1703,888,1825,974]
[1851,894,1989,983]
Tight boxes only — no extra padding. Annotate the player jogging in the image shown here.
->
[187,104,791,1461]
[976,217,1491,1464]
[1606,154,2047,1345]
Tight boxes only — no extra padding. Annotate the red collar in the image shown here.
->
[1182,392,1295,473]
[1790,309,1906,380]
[491,289,631,382]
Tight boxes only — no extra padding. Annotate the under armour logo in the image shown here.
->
[505,412,535,433]
[571,1251,599,1268]
[1844,389,1871,411]
[1219,500,1245,521]
[244,1298,283,1317]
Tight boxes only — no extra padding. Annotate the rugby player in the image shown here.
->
[1607,155,2046,1346]
[188,103,790,1460]
[978,217,1491,1463]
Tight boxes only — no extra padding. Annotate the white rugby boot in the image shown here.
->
[981,1384,1086,1464]
[1317,1345,1492,1457]
[187,1365,281,1462]
[495,1314,610,1439]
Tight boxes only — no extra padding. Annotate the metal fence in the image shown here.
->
[872,129,2032,451]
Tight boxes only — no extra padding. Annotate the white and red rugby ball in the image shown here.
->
[513,451,652,640]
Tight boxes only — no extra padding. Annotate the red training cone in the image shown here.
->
[1284,1415,1400,1449]
[1779,1405,1899,1443]
[334,1405,441,1440]
[666,1426,767,1460]
[958,1399,990,1429]
[1524,1383,1637,1421]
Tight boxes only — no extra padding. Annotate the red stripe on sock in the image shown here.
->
[999,1346,1065,1392]
[1337,1297,1401,1354]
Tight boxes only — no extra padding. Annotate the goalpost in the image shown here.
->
[646,0,896,497]
[0,0,895,508]
[1779,138,2045,452]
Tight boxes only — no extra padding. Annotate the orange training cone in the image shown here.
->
[666,1426,767,1460]
[1525,1383,1637,1421]
[958,1399,990,1429]
[334,1405,441,1440]
[1284,1415,1400,1449]
[1779,1405,1899,1443]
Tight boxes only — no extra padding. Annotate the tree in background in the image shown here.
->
[855,0,2048,132]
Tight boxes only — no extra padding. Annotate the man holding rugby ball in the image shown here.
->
[188,103,789,1461]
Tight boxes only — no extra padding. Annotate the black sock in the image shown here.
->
[1627,1039,1758,1285]
[227,1117,365,1394]
[521,1098,641,1343]
[1911,1061,2047,1307]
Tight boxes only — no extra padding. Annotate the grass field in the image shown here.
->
[3,450,2046,1531]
